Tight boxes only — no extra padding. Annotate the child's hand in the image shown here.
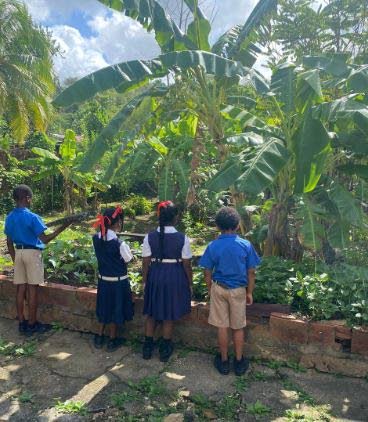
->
[246,292,253,305]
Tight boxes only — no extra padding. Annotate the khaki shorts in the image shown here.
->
[14,249,45,285]
[208,282,247,329]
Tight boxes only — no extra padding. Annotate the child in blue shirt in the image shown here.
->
[199,207,261,376]
[5,185,71,335]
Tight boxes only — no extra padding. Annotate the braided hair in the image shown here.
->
[157,201,178,260]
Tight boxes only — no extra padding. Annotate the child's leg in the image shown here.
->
[232,328,244,360]
[218,327,229,361]
[162,320,173,339]
[16,284,27,321]
[27,285,38,325]
[98,324,105,336]
[110,323,117,339]
[145,316,156,337]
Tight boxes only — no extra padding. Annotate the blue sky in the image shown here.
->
[23,0,259,84]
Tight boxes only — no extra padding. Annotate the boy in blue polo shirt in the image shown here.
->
[5,185,71,335]
[199,207,260,376]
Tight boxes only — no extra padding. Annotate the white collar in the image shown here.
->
[156,226,177,233]
[98,229,118,240]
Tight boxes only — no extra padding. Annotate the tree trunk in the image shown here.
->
[264,203,290,257]
[186,126,204,208]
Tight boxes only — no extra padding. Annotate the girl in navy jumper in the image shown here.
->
[92,206,134,352]
[142,201,193,362]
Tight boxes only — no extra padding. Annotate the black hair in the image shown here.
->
[158,202,178,260]
[100,207,124,242]
[215,207,240,231]
[13,184,33,201]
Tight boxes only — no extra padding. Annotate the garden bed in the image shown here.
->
[0,275,367,378]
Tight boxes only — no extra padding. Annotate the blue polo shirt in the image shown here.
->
[4,207,47,249]
[199,234,261,288]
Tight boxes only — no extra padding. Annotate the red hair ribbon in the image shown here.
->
[92,214,111,238]
[112,205,123,219]
[157,200,172,216]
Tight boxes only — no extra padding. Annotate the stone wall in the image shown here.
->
[0,275,367,378]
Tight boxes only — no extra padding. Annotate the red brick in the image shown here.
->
[75,287,97,312]
[270,312,308,344]
[38,283,78,309]
[351,327,368,355]
[0,299,17,319]
[0,278,16,300]
[335,325,352,341]
[248,303,291,319]
[308,322,336,347]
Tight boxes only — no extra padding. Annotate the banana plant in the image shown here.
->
[52,0,276,207]
[24,129,108,214]
[208,54,368,258]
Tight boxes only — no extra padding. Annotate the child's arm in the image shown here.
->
[246,268,256,305]
[39,222,71,245]
[183,259,193,288]
[142,257,151,287]
[204,269,212,294]
[6,236,15,262]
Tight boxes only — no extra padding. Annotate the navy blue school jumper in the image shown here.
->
[143,230,191,321]
[93,234,134,324]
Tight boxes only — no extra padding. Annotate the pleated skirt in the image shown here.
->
[143,263,191,321]
[96,278,134,324]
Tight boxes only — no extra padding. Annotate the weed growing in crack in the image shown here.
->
[55,400,87,415]
[0,337,36,357]
[246,400,272,416]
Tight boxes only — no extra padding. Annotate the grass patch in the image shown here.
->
[234,376,249,393]
[246,400,272,416]
[0,337,37,357]
[282,380,316,406]
[17,391,34,403]
[55,400,88,415]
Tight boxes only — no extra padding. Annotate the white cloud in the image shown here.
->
[23,0,262,84]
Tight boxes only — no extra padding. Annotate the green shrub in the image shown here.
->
[125,194,152,216]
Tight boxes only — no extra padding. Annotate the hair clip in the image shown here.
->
[112,205,123,219]
[157,200,172,216]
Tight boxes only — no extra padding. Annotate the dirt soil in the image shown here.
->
[0,317,367,422]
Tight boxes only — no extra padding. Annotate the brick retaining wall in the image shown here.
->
[0,275,367,377]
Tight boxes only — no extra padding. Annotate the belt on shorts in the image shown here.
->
[151,258,182,263]
[212,280,231,289]
[98,274,129,282]
[15,245,42,250]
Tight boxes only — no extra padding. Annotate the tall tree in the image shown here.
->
[0,0,56,143]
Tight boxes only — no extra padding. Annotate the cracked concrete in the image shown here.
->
[0,317,368,421]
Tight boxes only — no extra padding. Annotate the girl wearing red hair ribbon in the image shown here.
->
[92,206,134,352]
[141,201,193,362]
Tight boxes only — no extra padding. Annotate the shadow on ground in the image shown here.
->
[0,317,367,421]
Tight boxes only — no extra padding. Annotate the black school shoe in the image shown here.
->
[106,337,125,352]
[159,339,174,362]
[18,320,28,334]
[93,334,106,349]
[142,338,154,360]
[214,354,230,375]
[234,356,250,376]
[26,321,52,336]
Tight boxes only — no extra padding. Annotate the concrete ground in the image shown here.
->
[0,317,367,422]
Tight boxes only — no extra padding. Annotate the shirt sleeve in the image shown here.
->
[198,244,214,270]
[31,214,47,237]
[141,234,152,257]
[247,243,261,269]
[182,235,192,259]
[120,241,133,263]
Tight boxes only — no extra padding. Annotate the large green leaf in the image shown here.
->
[53,59,166,107]
[59,129,77,163]
[294,114,330,194]
[225,132,264,147]
[172,158,189,200]
[31,147,59,161]
[207,157,243,192]
[228,0,277,59]
[337,164,368,180]
[302,53,350,77]
[158,160,174,200]
[347,65,368,93]
[79,86,156,172]
[270,63,296,114]
[328,182,362,227]
[97,0,192,52]
[184,0,211,51]
[237,138,289,195]
[221,105,266,129]
[297,195,326,251]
